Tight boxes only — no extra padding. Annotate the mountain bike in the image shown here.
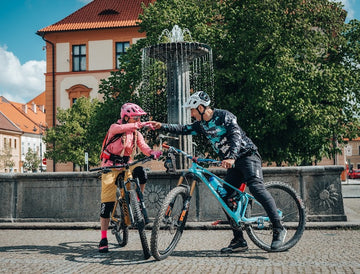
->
[91,156,154,259]
[150,144,306,261]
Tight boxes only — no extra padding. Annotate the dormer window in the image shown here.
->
[99,9,119,15]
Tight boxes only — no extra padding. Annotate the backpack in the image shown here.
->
[100,124,138,161]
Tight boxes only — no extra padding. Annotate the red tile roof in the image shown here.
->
[37,0,154,34]
[0,111,22,134]
[0,96,45,134]
[27,91,45,107]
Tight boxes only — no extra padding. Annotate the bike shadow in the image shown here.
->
[169,249,269,260]
[0,241,153,266]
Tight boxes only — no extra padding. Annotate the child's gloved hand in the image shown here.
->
[151,150,162,160]
[141,122,155,130]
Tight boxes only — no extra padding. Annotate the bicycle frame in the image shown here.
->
[91,156,152,226]
[166,145,282,228]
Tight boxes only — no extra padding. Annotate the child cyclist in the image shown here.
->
[98,103,161,253]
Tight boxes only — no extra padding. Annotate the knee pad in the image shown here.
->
[132,166,148,185]
[100,202,115,218]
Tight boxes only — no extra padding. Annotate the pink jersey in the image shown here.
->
[101,119,153,167]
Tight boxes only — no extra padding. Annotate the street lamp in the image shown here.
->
[39,123,44,172]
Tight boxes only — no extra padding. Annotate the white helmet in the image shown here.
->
[184,91,211,109]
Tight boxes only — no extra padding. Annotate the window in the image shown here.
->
[72,45,86,71]
[116,42,130,69]
[14,139,16,149]
[66,84,92,107]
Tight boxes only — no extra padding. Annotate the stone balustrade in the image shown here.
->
[0,166,345,222]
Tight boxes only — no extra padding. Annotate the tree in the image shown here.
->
[0,143,14,171]
[89,0,360,165]
[213,0,360,165]
[43,97,100,170]
[23,148,41,172]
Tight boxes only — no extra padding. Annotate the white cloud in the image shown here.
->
[338,0,355,19]
[0,45,45,103]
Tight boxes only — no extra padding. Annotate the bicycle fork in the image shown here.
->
[174,176,196,226]
[135,184,150,224]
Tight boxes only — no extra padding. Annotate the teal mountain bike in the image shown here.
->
[150,144,306,261]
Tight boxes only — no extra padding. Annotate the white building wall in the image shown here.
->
[21,133,46,172]
[56,43,70,72]
[89,40,113,70]
[59,76,101,109]
[0,133,21,173]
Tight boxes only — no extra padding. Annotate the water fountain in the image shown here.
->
[142,25,214,168]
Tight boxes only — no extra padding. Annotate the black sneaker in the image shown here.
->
[271,227,287,250]
[220,238,248,253]
[98,238,109,253]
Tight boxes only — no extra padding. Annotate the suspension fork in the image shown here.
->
[179,179,196,222]
[134,179,150,223]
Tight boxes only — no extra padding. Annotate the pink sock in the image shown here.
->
[101,230,107,239]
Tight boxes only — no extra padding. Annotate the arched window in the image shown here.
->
[66,84,92,106]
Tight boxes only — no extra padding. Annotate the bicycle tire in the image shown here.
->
[150,186,190,261]
[129,188,151,260]
[245,181,306,252]
[111,198,128,247]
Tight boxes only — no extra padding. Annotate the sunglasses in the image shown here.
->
[132,116,141,121]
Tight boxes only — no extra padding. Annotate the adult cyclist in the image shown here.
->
[98,103,161,253]
[150,91,286,253]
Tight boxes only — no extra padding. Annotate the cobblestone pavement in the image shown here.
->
[0,229,359,273]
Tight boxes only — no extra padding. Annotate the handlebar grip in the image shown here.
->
[162,143,170,149]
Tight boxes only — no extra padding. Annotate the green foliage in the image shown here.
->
[23,148,41,172]
[86,0,360,166]
[213,0,360,165]
[0,143,14,170]
[43,97,100,169]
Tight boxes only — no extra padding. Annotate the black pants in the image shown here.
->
[223,151,281,240]
[100,166,148,218]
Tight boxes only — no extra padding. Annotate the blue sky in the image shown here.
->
[0,0,91,103]
[0,0,359,103]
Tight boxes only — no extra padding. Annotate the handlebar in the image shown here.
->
[90,155,154,172]
[162,143,221,166]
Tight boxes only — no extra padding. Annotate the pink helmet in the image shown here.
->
[120,103,147,119]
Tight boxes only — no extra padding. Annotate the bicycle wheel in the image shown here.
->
[245,181,306,252]
[129,188,151,260]
[151,186,190,261]
[111,198,128,247]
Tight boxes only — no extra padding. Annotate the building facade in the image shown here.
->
[36,0,153,171]
[0,95,46,173]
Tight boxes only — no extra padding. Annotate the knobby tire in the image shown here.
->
[129,189,151,259]
[245,181,306,252]
[111,197,128,247]
[150,186,190,261]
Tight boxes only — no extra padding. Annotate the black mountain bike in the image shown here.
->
[91,156,154,259]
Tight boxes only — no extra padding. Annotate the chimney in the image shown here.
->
[22,104,27,113]
[32,102,37,113]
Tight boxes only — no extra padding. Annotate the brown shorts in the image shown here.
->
[101,169,123,203]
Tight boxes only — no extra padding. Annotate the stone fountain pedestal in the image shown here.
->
[143,41,212,169]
